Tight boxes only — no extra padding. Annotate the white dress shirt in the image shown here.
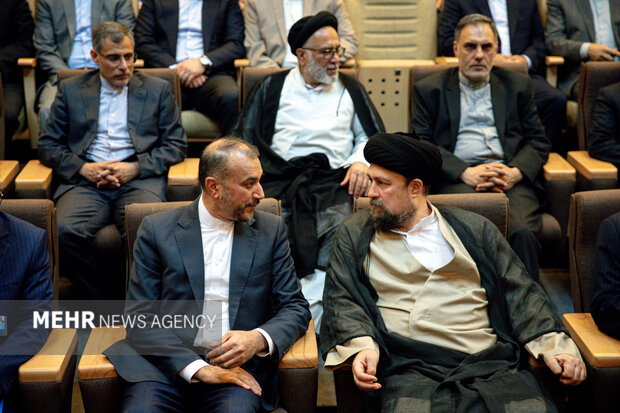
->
[179,199,275,383]
[176,0,205,63]
[272,66,368,169]
[85,77,135,162]
[487,0,532,69]
[67,0,98,69]
[282,0,303,68]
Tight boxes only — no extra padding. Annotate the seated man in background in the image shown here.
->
[437,0,567,152]
[244,0,358,68]
[234,11,384,332]
[0,195,53,413]
[34,0,134,129]
[135,0,245,135]
[322,132,585,412]
[587,81,620,169]
[105,138,311,413]
[412,14,550,282]
[38,22,187,300]
[545,0,620,99]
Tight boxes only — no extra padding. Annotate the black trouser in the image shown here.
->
[2,80,25,158]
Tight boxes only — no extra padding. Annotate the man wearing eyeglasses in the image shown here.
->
[38,22,187,300]
[233,11,384,333]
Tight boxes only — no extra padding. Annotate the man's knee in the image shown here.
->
[217,89,238,111]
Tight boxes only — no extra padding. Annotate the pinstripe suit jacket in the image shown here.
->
[0,210,53,397]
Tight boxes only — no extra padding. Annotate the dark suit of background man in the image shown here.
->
[105,138,311,413]
[587,81,620,169]
[412,14,550,282]
[38,22,187,300]
[438,0,567,153]
[545,0,620,99]
[0,0,34,160]
[0,204,53,413]
[135,0,245,135]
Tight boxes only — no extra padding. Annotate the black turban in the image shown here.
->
[364,132,443,186]
[287,11,338,55]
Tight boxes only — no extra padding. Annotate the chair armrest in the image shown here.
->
[435,56,458,65]
[19,329,78,383]
[563,313,620,368]
[341,58,356,68]
[543,152,576,181]
[234,58,249,69]
[167,158,199,187]
[567,151,618,190]
[78,327,126,380]
[0,160,20,192]
[546,56,564,66]
[15,160,54,199]
[18,58,37,68]
[545,56,564,88]
[135,59,144,68]
[543,153,576,235]
[18,58,39,148]
[279,319,318,369]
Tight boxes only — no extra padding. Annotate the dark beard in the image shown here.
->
[369,199,413,232]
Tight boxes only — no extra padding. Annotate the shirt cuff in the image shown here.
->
[324,336,380,370]
[254,328,274,357]
[521,55,532,70]
[169,63,178,69]
[179,359,209,383]
[525,331,583,361]
[580,43,591,60]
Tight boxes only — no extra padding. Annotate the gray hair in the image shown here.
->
[454,14,499,44]
[92,22,134,52]
[199,137,260,190]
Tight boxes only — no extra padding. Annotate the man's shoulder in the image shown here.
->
[0,210,46,244]
[252,209,282,232]
[491,66,531,90]
[415,67,455,92]
[131,71,170,90]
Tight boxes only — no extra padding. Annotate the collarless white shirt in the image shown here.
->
[282,0,303,68]
[176,0,204,63]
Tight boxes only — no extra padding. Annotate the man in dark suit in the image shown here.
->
[437,0,567,152]
[38,22,187,300]
[105,138,311,413]
[587,81,620,169]
[135,0,245,135]
[0,0,34,159]
[412,14,550,282]
[545,0,620,99]
[0,198,53,413]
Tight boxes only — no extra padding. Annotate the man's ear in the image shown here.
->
[453,41,458,57]
[204,177,222,199]
[409,179,425,198]
[90,49,99,66]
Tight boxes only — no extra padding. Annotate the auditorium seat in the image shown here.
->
[0,76,21,196]
[77,198,319,413]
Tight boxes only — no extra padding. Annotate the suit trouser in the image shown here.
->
[121,380,261,413]
[531,74,568,153]
[438,181,542,282]
[37,80,58,132]
[56,184,162,300]
[181,73,238,136]
[2,80,25,158]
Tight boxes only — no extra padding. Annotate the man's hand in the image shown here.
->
[588,44,620,61]
[352,349,381,391]
[340,162,371,198]
[193,365,262,396]
[494,54,528,67]
[79,160,116,184]
[459,164,502,192]
[206,330,267,369]
[485,162,523,191]
[95,161,140,189]
[545,354,586,386]
[187,74,208,89]
[176,58,206,87]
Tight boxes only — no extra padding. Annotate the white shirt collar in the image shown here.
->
[198,197,234,231]
[458,71,490,90]
[392,202,436,236]
[100,76,128,96]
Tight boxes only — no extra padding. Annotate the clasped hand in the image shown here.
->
[79,160,140,189]
[459,162,522,192]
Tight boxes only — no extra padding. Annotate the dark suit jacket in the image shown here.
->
[0,0,34,83]
[545,0,620,96]
[438,0,546,75]
[37,69,187,200]
[591,211,620,339]
[105,199,311,410]
[411,67,550,186]
[135,0,245,74]
[588,82,620,169]
[0,211,53,397]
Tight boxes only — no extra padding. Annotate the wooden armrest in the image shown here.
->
[279,319,318,369]
[563,313,620,368]
[19,329,78,383]
[341,58,356,68]
[18,58,36,68]
[435,56,458,65]
[546,56,564,66]
[134,59,144,68]
[567,151,617,180]
[0,160,20,191]
[15,160,53,191]
[234,58,249,68]
[167,158,199,186]
[543,152,576,180]
[78,326,126,380]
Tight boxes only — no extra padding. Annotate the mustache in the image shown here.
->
[370,199,385,209]
[245,200,260,208]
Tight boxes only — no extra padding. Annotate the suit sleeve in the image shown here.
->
[254,218,311,360]
[33,0,70,77]
[0,229,53,396]
[436,0,460,57]
[544,0,583,64]
[135,0,177,68]
[135,81,187,179]
[587,87,620,169]
[0,0,34,81]
[205,0,246,71]
[244,0,280,68]
[591,216,620,339]
[331,0,359,61]
[115,0,136,31]
[521,3,546,74]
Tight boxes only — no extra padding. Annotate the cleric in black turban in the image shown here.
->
[287,11,339,54]
[364,132,442,187]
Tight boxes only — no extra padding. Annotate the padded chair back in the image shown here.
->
[1,199,58,298]
[577,62,620,150]
[354,193,509,237]
[568,189,620,312]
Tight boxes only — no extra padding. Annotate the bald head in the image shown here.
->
[198,138,259,190]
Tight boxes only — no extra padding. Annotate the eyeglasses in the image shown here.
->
[99,52,137,65]
[301,46,345,60]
